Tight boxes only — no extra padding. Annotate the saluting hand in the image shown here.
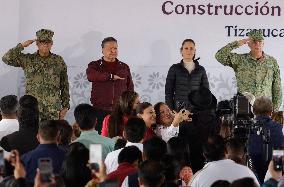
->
[238,38,250,46]
[21,39,36,48]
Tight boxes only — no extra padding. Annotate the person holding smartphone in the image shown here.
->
[154,102,192,142]
[263,160,283,186]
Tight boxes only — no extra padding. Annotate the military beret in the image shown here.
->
[248,29,264,41]
[36,29,54,42]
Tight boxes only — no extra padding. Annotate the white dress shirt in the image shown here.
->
[189,159,259,187]
[104,142,143,174]
[0,119,19,140]
[154,124,179,142]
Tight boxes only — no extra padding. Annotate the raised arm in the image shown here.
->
[215,39,249,69]
[2,40,35,68]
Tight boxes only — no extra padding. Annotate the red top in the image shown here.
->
[101,115,129,137]
[107,162,138,186]
[143,127,156,142]
[86,58,134,111]
[103,59,117,74]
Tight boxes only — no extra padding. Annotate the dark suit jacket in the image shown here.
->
[0,126,39,155]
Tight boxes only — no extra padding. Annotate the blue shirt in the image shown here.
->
[21,143,66,184]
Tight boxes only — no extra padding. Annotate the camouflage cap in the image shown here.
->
[36,29,54,42]
[248,29,264,41]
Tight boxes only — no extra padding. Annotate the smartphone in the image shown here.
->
[89,144,102,171]
[0,150,4,175]
[272,150,284,171]
[176,101,185,112]
[38,158,53,183]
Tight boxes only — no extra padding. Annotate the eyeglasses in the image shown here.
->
[38,40,52,45]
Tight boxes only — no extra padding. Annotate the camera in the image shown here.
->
[217,94,252,121]
[217,93,257,137]
[217,93,271,165]
[217,93,269,143]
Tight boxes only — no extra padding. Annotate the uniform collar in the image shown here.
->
[248,51,267,62]
[35,51,52,58]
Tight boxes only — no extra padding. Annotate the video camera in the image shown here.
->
[217,94,251,121]
[217,93,269,142]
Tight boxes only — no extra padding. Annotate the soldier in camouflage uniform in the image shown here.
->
[2,29,70,120]
[215,29,282,111]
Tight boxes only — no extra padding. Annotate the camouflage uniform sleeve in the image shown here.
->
[2,44,27,68]
[272,61,282,111]
[215,41,242,70]
[60,58,70,109]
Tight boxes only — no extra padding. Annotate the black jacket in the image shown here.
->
[178,110,219,172]
[165,59,209,110]
[0,126,39,155]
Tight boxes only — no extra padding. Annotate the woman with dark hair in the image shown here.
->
[57,120,73,153]
[165,39,209,111]
[136,102,156,141]
[61,142,92,187]
[101,91,140,138]
[154,102,191,142]
[230,177,258,187]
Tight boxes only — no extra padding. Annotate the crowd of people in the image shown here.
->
[0,28,283,187]
[0,89,283,187]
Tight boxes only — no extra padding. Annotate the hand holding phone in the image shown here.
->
[272,150,284,171]
[268,160,282,181]
[38,158,53,183]
[10,150,26,179]
[89,144,102,172]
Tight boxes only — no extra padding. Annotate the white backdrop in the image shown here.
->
[1,0,284,123]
